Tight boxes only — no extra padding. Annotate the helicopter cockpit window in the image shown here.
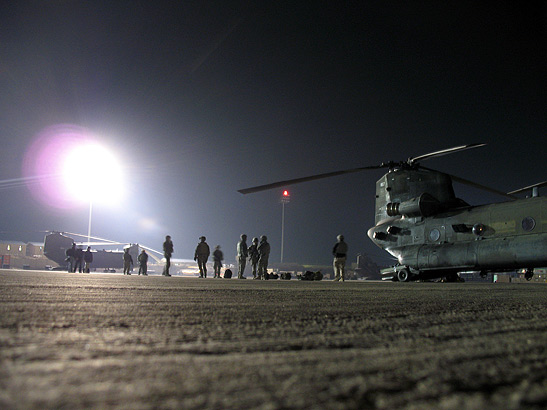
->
[522,217,536,232]
[429,229,441,242]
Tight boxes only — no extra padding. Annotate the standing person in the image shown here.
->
[74,246,84,273]
[332,234,348,282]
[257,235,271,280]
[236,234,248,279]
[66,243,76,272]
[213,245,223,278]
[163,235,173,277]
[138,249,148,276]
[194,236,210,278]
[248,237,260,279]
[123,248,133,275]
[84,246,93,273]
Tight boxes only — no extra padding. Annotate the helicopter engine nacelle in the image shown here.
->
[386,193,440,218]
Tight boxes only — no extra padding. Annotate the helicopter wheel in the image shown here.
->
[525,270,534,281]
[397,268,411,282]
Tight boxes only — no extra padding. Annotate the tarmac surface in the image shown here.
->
[1,269,546,410]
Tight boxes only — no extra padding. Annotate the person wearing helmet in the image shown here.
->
[247,237,260,279]
[257,235,271,280]
[65,243,77,272]
[84,246,93,273]
[123,248,133,275]
[213,245,223,278]
[236,234,248,279]
[163,235,173,276]
[332,234,348,281]
[194,236,210,278]
[138,249,149,276]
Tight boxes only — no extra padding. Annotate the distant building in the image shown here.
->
[0,241,27,256]
[0,240,56,270]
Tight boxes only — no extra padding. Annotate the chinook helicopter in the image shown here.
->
[239,144,547,281]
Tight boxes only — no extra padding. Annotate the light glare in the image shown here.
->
[62,143,125,205]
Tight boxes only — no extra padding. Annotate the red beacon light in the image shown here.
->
[281,190,290,203]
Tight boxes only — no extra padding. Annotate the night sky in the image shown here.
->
[1,1,545,266]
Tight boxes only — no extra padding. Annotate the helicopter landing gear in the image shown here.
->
[524,269,534,281]
[397,268,412,282]
[443,273,463,282]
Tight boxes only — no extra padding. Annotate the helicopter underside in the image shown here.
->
[380,232,547,281]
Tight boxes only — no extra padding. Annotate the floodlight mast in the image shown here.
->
[87,202,93,245]
[281,190,290,263]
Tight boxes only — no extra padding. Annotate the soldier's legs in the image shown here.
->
[238,257,246,278]
[333,257,346,281]
[251,262,258,278]
[258,261,269,280]
[198,259,207,277]
[164,257,171,276]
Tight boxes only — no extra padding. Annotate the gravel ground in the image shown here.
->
[1,269,546,410]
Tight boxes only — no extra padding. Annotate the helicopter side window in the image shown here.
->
[522,217,536,232]
[429,229,441,242]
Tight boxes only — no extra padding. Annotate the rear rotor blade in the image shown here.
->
[420,166,517,200]
[238,165,384,194]
[409,143,486,165]
[507,181,547,195]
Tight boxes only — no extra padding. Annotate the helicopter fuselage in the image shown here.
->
[238,144,546,282]
[369,196,547,280]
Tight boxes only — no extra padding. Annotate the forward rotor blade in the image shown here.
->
[138,244,164,257]
[62,231,124,244]
[420,166,517,200]
[238,165,384,194]
[409,143,486,165]
[507,181,547,195]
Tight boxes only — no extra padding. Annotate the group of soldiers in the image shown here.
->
[237,234,271,279]
[67,232,348,281]
[65,243,94,273]
[160,234,217,278]
[160,234,272,279]
[122,248,149,275]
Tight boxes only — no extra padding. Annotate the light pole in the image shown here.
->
[280,190,290,263]
[87,201,93,245]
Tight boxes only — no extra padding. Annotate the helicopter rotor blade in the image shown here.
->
[419,166,517,200]
[507,181,547,195]
[238,165,385,194]
[408,143,486,165]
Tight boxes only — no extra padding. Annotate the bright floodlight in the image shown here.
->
[62,142,125,205]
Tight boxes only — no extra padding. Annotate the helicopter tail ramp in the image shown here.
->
[43,232,129,270]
